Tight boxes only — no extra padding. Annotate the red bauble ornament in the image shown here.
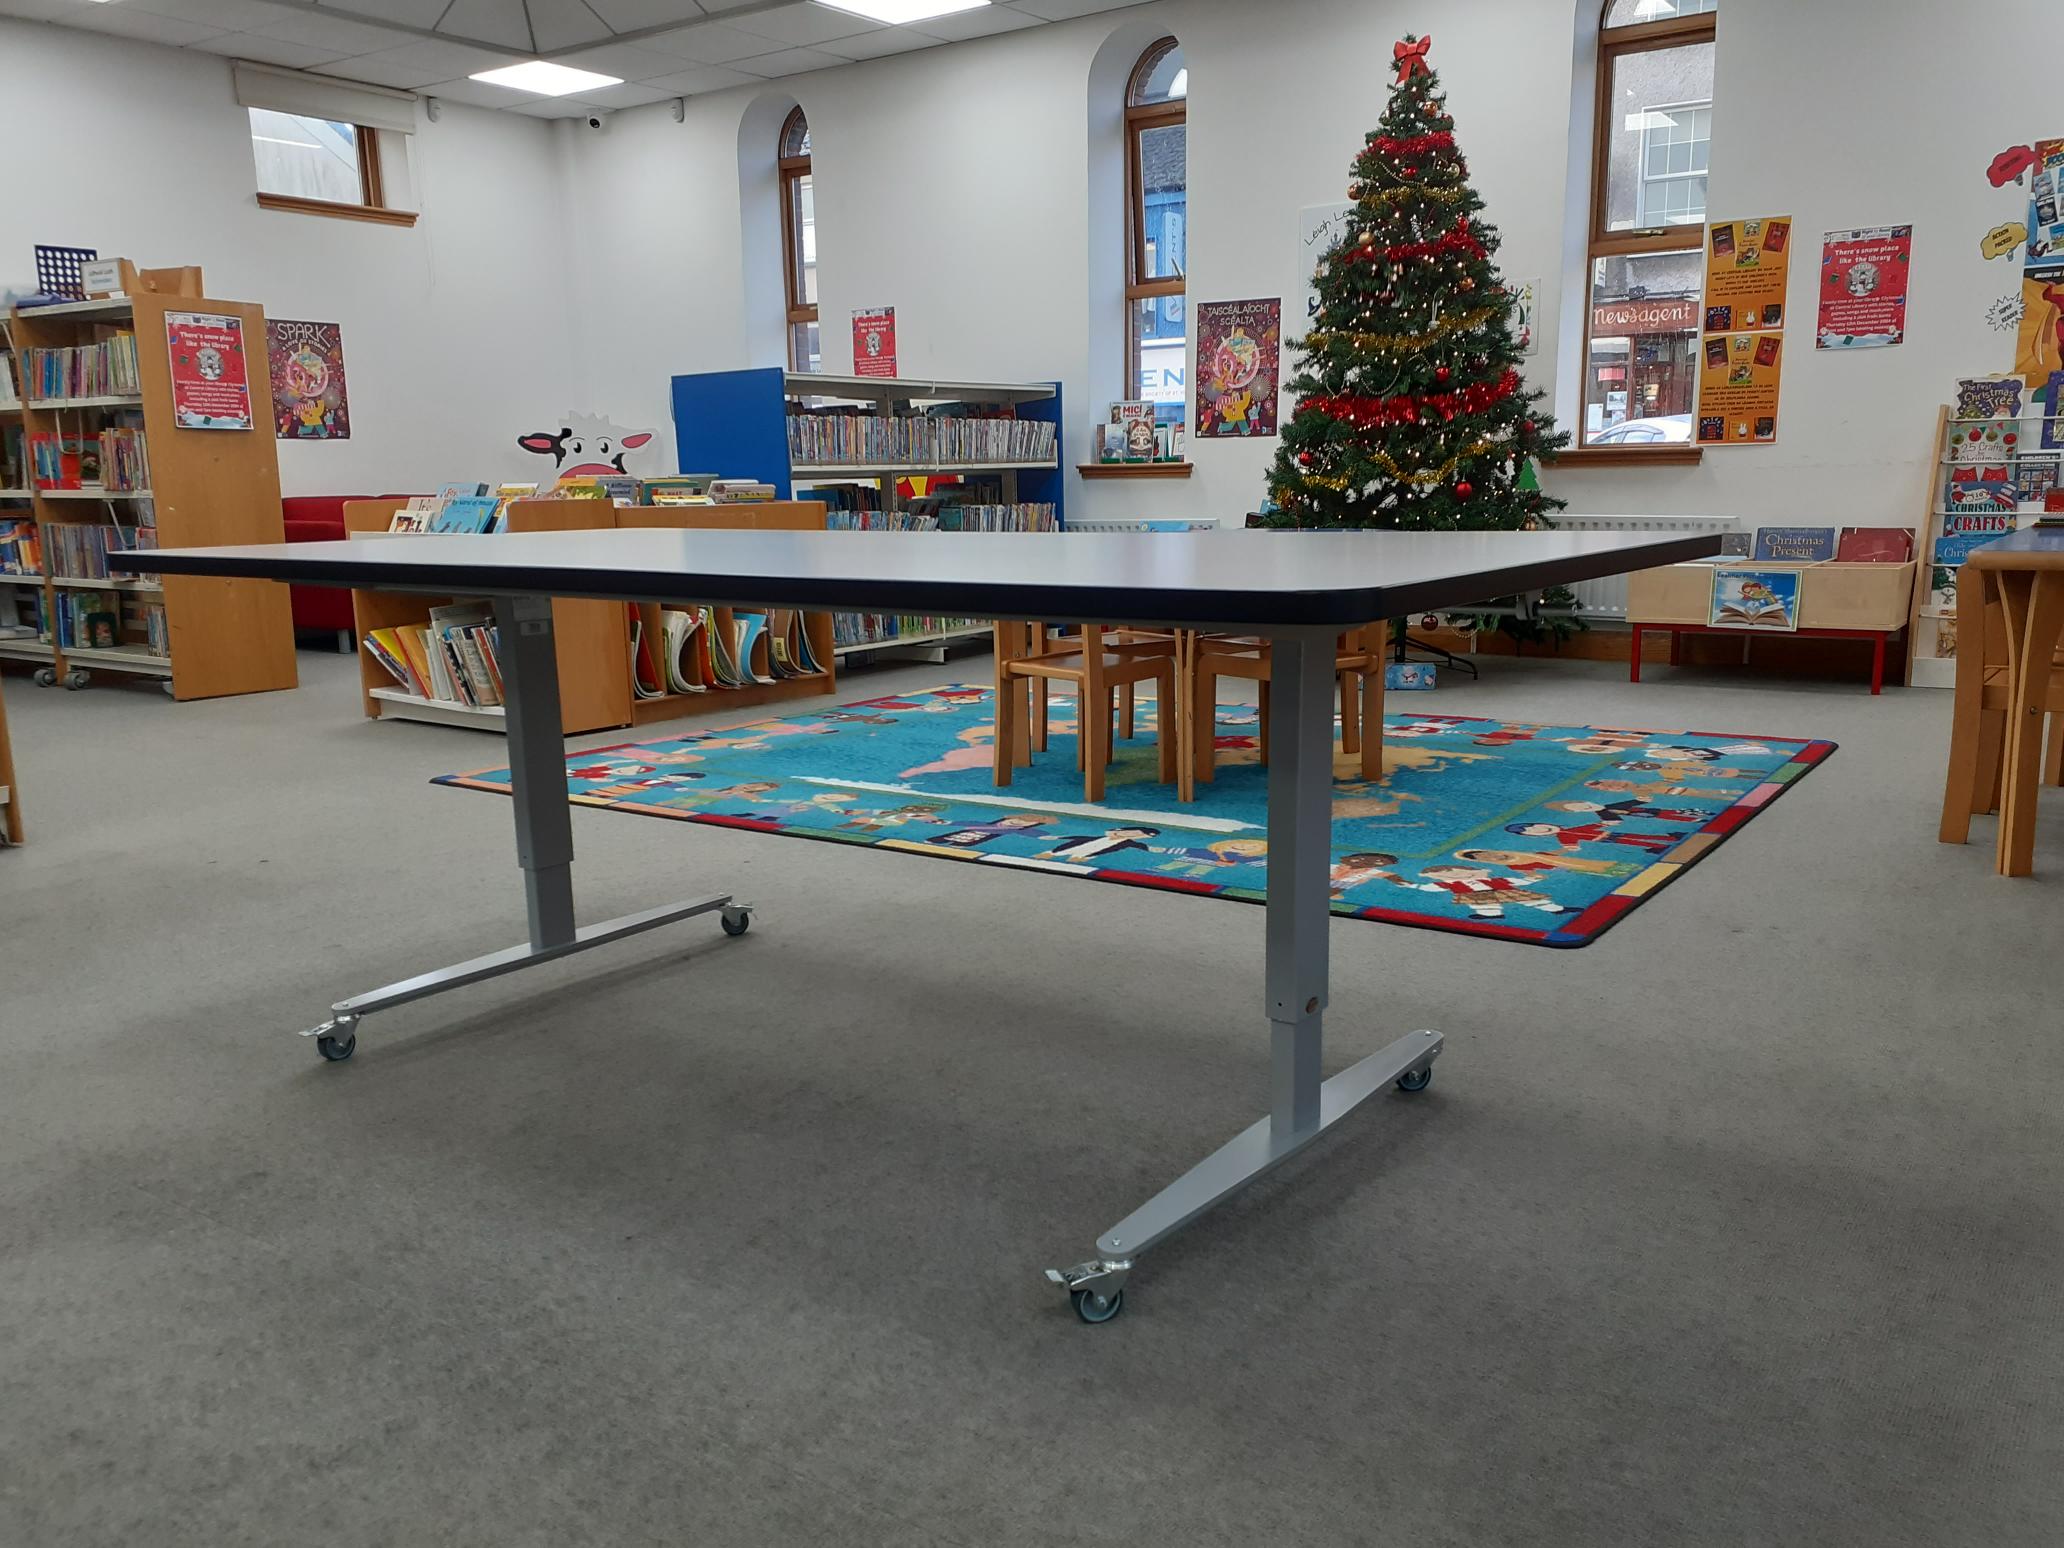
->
[1521,420,1535,436]
[1455,481,1473,499]
[1298,451,1313,466]
[1435,366,1450,382]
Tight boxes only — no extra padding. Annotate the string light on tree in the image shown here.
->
[1264,32,1568,534]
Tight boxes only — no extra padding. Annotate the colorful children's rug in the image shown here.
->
[436,685,1833,948]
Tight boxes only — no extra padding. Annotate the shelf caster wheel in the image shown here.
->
[315,1031,356,1062]
[32,667,56,687]
[63,669,90,690]
[1395,1066,1432,1093]
[1071,1287,1124,1325]
[720,907,752,937]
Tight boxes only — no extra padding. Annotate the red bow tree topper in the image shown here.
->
[1393,34,1432,83]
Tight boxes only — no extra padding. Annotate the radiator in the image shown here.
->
[1549,514,1742,619]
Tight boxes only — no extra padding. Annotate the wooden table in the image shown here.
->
[1963,529,2064,875]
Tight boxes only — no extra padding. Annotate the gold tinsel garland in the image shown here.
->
[1301,304,1500,354]
[1364,182,1470,207]
[1293,439,1499,492]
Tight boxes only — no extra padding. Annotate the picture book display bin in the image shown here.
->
[1625,558,1918,694]
[344,499,838,734]
[5,291,295,700]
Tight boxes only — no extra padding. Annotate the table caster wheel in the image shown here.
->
[316,1031,357,1062]
[720,907,751,937]
[63,669,90,690]
[1072,1287,1124,1324]
[32,667,56,687]
[1396,1066,1432,1093]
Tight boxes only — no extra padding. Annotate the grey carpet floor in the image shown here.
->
[1,650,2058,1548]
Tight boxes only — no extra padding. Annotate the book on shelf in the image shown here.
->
[21,330,140,401]
[428,495,501,534]
[364,609,502,707]
[634,605,822,697]
[711,479,776,502]
[2012,453,2060,505]
[29,426,150,492]
[645,474,719,505]
[1752,526,1838,561]
[786,408,1057,467]
[1834,527,1915,563]
[0,352,19,410]
[1,424,25,489]
[46,523,156,579]
[0,518,40,575]
[46,588,164,654]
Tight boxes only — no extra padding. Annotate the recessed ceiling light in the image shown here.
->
[470,61,624,97]
[812,0,990,24]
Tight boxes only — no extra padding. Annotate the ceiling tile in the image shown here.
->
[723,2,873,47]
[635,59,757,92]
[416,73,532,105]
[309,48,457,84]
[911,6,1041,40]
[818,24,952,58]
[353,37,525,75]
[585,0,703,29]
[527,0,613,50]
[320,0,454,25]
[191,32,352,64]
[638,19,777,62]
[249,10,415,51]
[1007,0,1139,17]
[549,40,689,79]
[62,6,229,43]
[435,0,539,49]
[129,0,288,30]
[570,79,673,105]
[728,43,842,76]
[0,0,77,21]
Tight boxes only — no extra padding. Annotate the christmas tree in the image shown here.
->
[1266,34,1568,531]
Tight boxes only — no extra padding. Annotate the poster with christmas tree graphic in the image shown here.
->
[1265,34,1565,530]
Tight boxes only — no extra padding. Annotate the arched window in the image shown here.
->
[1579,0,1716,447]
[779,106,819,373]
[1125,38,1185,422]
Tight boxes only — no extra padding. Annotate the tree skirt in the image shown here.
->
[435,685,1833,949]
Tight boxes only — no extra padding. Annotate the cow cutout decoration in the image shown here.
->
[517,412,655,481]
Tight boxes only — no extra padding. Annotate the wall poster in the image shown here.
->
[851,307,897,378]
[165,310,253,430]
[1816,225,1912,349]
[1194,297,1281,438]
[266,319,350,440]
[1698,216,1791,444]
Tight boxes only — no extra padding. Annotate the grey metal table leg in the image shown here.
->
[298,594,748,1062]
[1048,629,1443,1322]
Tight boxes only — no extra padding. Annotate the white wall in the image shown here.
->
[0,17,578,497]
[558,0,2056,531]
[9,0,2047,525]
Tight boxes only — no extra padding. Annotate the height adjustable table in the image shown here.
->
[132,527,1716,1322]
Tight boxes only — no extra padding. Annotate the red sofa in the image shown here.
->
[283,495,414,650]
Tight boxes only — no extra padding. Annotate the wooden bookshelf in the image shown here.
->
[344,499,838,734]
[0,671,20,845]
[7,288,296,700]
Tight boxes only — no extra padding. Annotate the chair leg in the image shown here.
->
[1997,571,2064,875]
[2046,711,2064,788]
[1194,662,1217,786]
[336,628,354,655]
[1977,710,2006,815]
[1360,665,1383,782]
[1121,681,1136,740]
[1033,677,1049,752]
[992,633,1018,789]
[1153,662,1177,786]
[1939,585,1985,842]
[1082,626,1109,801]
[1175,634,1196,804]
[1258,679,1271,765]
[1339,671,1359,754]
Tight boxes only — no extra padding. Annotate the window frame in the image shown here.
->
[251,116,415,227]
[778,106,819,374]
[1634,98,1711,228]
[1124,37,1185,405]
[1569,3,1716,459]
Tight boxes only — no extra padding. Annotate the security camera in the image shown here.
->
[583,112,611,131]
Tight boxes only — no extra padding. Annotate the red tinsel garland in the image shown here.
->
[1299,369,1520,428]
[1336,217,1485,268]
[1370,130,1454,158]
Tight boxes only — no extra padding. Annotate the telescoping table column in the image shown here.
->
[128,526,1718,1322]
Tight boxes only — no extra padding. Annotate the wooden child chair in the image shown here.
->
[993,622,1179,801]
[1937,565,2064,866]
[1188,625,1388,795]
